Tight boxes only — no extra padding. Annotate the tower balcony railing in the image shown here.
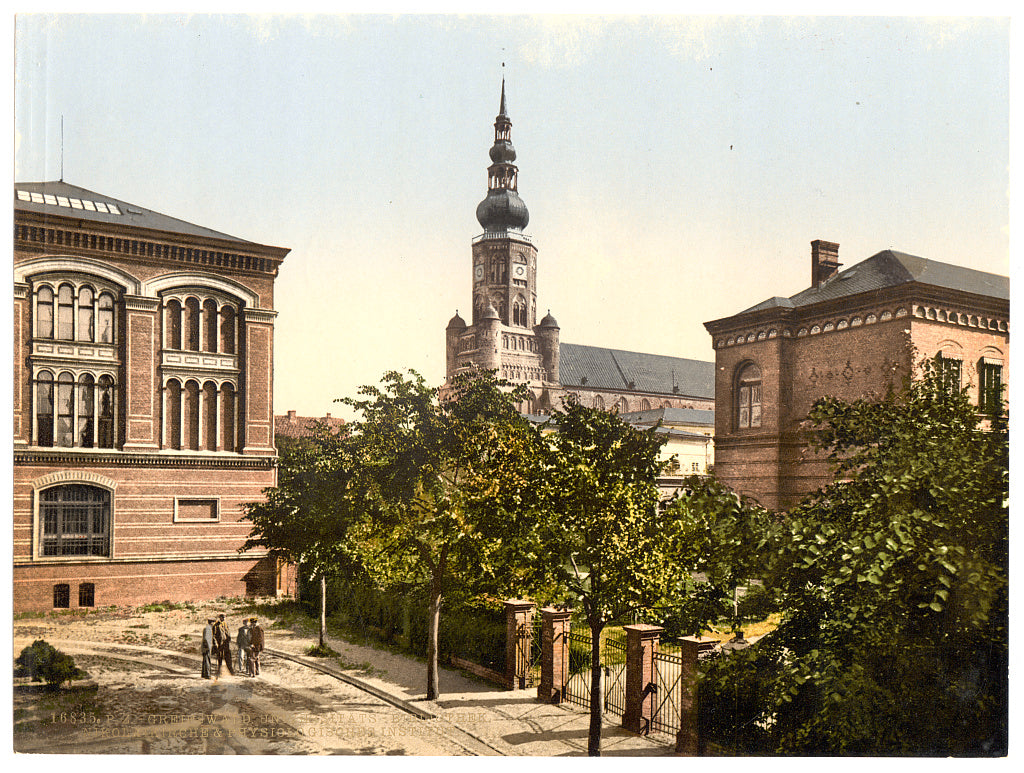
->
[472,229,532,245]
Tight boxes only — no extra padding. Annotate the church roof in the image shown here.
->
[15,181,256,244]
[740,249,1008,314]
[618,406,715,427]
[559,343,714,399]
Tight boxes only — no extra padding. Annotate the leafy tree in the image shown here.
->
[242,421,359,647]
[341,370,545,700]
[706,361,1008,755]
[658,475,777,639]
[535,399,679,756]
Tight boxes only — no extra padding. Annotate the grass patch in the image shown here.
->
[135,600,193,614]
[305,643,338,658]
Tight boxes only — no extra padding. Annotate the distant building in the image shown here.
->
[618,406,715,476]
[274,410,346,443]
[445,82,713,415]
[704,240,1009,510]
[13,181,293,612]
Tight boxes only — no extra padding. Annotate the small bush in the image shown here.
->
[15,639,85,688]
[305,643,338,657]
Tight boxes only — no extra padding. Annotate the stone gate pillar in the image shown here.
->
[622,624,663,735]
[538,607,571,703]
[504,599,536,689]
[675,636,703,755]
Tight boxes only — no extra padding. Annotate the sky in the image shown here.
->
[12,12,1011,420]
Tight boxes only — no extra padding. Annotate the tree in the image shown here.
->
[342,370,545,700]
[535,399,679,756]
[242,421,358,648]
[658,474,777,640]
[705,361,1008,755]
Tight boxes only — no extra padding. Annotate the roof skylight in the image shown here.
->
[15,189,124,216]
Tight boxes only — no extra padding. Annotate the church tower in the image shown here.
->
[446,81,561,412]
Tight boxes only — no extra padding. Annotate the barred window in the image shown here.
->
[53,584,70,609]
[79,583,95,607]
[39,484,111,557]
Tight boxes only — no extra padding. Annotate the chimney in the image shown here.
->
[811,240,841,287]
[287,410,296,420]
[325,413,331,419]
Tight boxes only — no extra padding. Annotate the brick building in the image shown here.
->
[13,181,294,612]
[445,82,713,414]
[704,240,1009,510]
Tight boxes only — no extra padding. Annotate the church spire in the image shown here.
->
[476,79,529,231]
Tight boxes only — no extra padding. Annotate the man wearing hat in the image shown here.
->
[249,617,265,676]
[201,618,215,679]
[213,613,234,676]
[236,618,252,676]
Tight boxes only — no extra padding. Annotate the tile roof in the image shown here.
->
[559,343,714,399]
[15,181,254,244]
[740,249,1009,314]
[274,412,346,440]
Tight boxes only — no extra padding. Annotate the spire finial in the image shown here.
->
[499,74,508,117]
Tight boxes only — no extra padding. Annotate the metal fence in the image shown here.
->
[564,627,593,710]
[602,634,627,717]
[513,614,544,688]
[650,647,685,736]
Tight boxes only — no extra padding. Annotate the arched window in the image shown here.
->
[56,373,74,446]
[36,371,54,446]
[184,298,201,351]
[221,384,236,452]
[36,286,54,338]
[618,397,629,413]
[57,284,75,340]
[166,379,182,450]
[77,286,94,341]
[219,306,235,354]
[77,374,95,448]
[166,300,182,349]
[184,380,200,450]
[97,293,114,344]
[203,382,218,450]
[736,363,762,429]
[593,395,605,410]
[39,484,111,557]
[512,295,527,326]
[203,299,218,352]
[641,399,652,411]
[97,375,115,448]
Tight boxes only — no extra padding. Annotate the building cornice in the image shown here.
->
[14,448,277,469]
[15,209,289,278]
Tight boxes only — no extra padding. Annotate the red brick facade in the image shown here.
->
[705,242,1009,510]
[13,182,292,612]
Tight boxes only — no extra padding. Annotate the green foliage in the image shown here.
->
[15,639,84,688]
[704,361,1008,755]
[658,474,778,638]
[534,399,682,755]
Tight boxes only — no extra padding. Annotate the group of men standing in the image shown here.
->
[201,613,265,679]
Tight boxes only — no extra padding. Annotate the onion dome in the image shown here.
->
[476,189,530,231]
[447,311,467,329]
[539,310,559,328]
